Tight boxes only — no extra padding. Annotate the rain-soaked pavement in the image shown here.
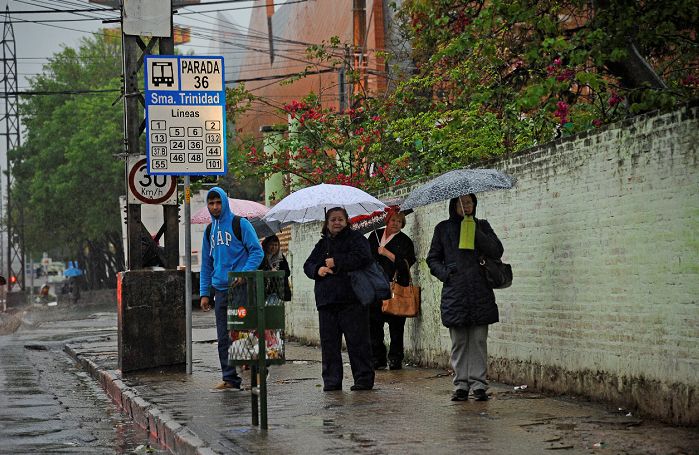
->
[0,298,166,454]
[3,296,699,455]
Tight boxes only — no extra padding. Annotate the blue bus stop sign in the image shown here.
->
[144,55,227,176]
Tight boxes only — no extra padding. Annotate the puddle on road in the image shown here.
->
[111,419,167,455]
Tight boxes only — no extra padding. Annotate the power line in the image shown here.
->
[176,0,308,16]
[2,6,115,14]
[1,67,337,96]
[5,0,308,15]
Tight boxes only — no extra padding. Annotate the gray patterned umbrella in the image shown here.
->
[400,168,514,211]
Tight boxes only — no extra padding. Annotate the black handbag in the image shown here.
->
[349,261,392,306]
[479,256,512,289]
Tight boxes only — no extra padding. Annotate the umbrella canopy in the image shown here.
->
[248,217,282,238]
[350,196,412,235]
[263,183,387,226]
[190,197,269,224]
[400,169,515,211]
[191,197,279,238]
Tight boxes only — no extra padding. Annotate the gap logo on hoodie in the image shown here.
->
[212,230,233,249]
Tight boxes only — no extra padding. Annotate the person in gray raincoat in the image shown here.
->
[426,193,503,401]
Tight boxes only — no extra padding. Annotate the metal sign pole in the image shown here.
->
[184,177,192,374]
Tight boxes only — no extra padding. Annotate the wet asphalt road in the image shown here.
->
[3,298,699,455]
[0,301,165,454]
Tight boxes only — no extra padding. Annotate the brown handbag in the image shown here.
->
[381,260,421,318]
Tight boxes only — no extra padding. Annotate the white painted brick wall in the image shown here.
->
[284,105,699,419]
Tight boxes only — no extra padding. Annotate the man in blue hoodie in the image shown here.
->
[200,187,264,390]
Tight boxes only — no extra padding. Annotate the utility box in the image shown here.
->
[117,270,185,372]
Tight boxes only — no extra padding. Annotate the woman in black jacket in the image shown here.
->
[427,194,503,402]
[368,211,416,370]
[260,235,292,301]
[303,207,375,391]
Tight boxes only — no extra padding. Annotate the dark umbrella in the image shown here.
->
[400,168,515,211]
[248,216,281,238]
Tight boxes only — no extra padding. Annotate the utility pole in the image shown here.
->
[352,0,368,103]
[116,0,178,269]
[339,46,349,113]
[1,7,24,290]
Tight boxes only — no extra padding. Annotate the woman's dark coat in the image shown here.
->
[261,254,292,301]
[303,226,373,308]
[368,229,416,287]
[426,196,504,327]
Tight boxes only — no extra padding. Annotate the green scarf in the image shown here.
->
[459,216,475,250]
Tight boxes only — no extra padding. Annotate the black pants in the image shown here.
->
[318,302,374,389]
[369,302,406,366]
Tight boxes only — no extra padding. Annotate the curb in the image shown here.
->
[64,343,217,455]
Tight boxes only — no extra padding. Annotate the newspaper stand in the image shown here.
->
[227,270,285,430]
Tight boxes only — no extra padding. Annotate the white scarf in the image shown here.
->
[379,229,398,247]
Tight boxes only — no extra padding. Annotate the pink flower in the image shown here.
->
[592,119,603,128]
[681,75,698,86]
[553,101,569,124]
[608,92,623,107]
[556,69,575,82]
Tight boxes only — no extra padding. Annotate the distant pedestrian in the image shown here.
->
[303,207,375,391]
[199,187,264,391]
[368,210,416,370]
[426,194,504,401]
[260,235,292,301]
[36,284,55,305]
[69,276,81,304]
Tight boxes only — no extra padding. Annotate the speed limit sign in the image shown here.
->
[127,155,177,205]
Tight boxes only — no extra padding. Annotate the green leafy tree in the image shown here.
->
[228,1,697,192]
[390,0,698,161]
[12,33,124,288]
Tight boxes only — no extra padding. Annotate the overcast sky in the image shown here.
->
[0,0,253,91]
[0,0,256,185]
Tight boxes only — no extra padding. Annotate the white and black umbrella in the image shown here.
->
[400,168,515,211]
[350,196,413,235]
[263,183,387,226]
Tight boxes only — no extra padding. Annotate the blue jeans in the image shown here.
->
[214,289,241,387]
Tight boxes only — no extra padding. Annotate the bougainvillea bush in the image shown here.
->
[228,0,698,192]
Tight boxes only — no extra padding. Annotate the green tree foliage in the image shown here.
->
[232,0,697,190]
[391,0,698,159]
[12,33,124,286]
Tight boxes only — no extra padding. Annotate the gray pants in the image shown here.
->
[449,325,489,392]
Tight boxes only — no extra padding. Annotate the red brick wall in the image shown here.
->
[235,0,387,136]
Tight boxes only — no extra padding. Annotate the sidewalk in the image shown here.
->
[65,310,699,455]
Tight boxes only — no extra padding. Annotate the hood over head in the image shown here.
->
[206,187,233,222]
[449,193,477,219]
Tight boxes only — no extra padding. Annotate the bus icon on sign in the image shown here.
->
[152,62,174,87]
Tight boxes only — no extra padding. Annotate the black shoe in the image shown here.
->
[388,361,403,370]
[350,384,373,391]
[373,363,387,370]
[473,389,488,401]
[451,389,469,401]
[323,385,341,391]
